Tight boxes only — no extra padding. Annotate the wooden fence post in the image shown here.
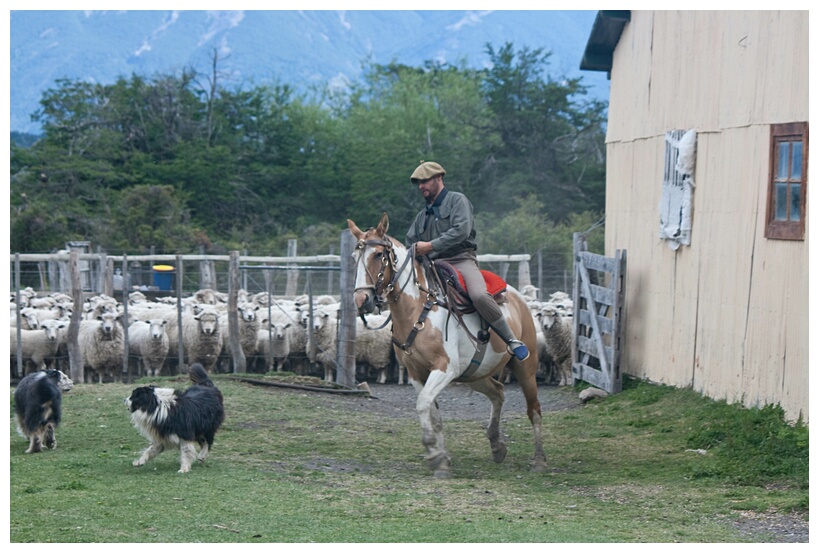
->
[327,245,335,295]
[175,254,185,373]
[336,229,357,388]
[286,239,298,296]
[121,255,131,382]
[228,250,246,373]
[14,253,23,378]
[200,245,216,291]
[67,249,84,384]
[518,258,531,288]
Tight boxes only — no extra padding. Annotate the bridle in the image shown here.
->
[354,232,485,358]
[353,236,415,311]
[354,235,450,353]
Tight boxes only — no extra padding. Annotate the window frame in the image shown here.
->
[765,122,808,240]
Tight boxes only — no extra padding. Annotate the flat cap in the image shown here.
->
[410,161,446,184]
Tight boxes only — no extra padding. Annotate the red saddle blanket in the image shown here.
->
[434,261,508,302]
[457,269,507,297]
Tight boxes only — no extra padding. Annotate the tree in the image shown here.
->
[339,60,493,233]
[9,43,608,258]
[478,42,606,222]
[109,184,207,253]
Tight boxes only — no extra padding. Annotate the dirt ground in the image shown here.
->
[353,380,583,420]
[337,381,809,544]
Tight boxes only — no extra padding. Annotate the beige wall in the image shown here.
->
[603,11,809,421]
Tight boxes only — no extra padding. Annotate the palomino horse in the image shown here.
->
[347,213,546,478]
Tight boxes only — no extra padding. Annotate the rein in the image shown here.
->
[354,236,485,361]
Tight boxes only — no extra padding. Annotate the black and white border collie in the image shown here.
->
[14,369,74,453]
[125,363,225,473]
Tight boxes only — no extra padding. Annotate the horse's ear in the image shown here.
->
[347,219,362,239]
[377,212,389,236]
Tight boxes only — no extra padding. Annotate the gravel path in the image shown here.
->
[355,380,583,420]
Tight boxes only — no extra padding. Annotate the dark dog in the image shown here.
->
[14,369,74,453]
[125,363,225,473]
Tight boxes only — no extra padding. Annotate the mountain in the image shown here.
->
[9,10,609,134]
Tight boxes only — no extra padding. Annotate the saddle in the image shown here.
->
[431,260,508,314]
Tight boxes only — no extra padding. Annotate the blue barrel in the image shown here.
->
[152,265,175,291]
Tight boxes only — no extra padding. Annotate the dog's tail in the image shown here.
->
[189,363,215,387]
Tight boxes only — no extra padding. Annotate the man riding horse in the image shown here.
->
[406,161,530,362]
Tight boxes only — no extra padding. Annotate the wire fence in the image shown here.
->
[8,250,578,300]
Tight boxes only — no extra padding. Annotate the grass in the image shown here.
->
[8,374,808,543]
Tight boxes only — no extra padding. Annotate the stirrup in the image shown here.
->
[507,340,530,361]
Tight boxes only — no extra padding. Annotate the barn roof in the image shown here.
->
[580,10,631,74]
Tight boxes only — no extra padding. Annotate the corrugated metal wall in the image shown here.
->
[603,11,809,422]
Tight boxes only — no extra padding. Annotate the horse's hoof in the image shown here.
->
[433,469,452,479]
[492,443,508,463]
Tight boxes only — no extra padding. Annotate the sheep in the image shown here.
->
[78,311,126,384]
[355,313,395,384]
[520,284,541,302]
[254,322,292,372]
[14,307,41,329]
[282,305,322,376]
[161,306,223,373]
[547,291,574,316]
[128,319,170,377]
[32,303,73,323]
[537,304,574,386]
[193,288,221,306]
[10,319,67,376]
[262,300,301,328]
[314,295,340,306]
[128,290,148,304]
[12,287,37,308]
[28,295,56,309]
[84,294,119,320]
[309,306,339,382]
[217,302,260,372]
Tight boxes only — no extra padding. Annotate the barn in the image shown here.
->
[580,11,809,422]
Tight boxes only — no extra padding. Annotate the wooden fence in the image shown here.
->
[9,238,533,299]
[10,232,533,388]
[571,233,627,394]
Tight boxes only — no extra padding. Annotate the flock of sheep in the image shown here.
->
[10,284,575,386]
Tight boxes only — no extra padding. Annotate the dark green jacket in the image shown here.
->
[406,189,477,260]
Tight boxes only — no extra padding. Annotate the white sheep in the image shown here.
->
[128,319,170,377]
[13,307,41,329]
[28,295,56,309]
[356,313,394,384]
[10,319,67,376]
[282,305,323,376]
[310,307,338,382]
[217,302,260,372]
[12,287,37,308]
[520,284,541,302]
[161,306,223,373]
[78,311,126,383]
[547,291,574,316]
[84,294,119,320]
[255,322,292,372]
[193,288,221,305]
[32,303,73,323]
[537,305,574,386]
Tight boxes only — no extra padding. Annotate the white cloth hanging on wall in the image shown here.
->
[659,129,697,250]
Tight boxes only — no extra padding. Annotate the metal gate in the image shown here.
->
[571,233,626,394]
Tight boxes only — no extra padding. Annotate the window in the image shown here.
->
[766,122,808,240]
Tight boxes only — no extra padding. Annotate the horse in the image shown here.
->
[347,213,546,478]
